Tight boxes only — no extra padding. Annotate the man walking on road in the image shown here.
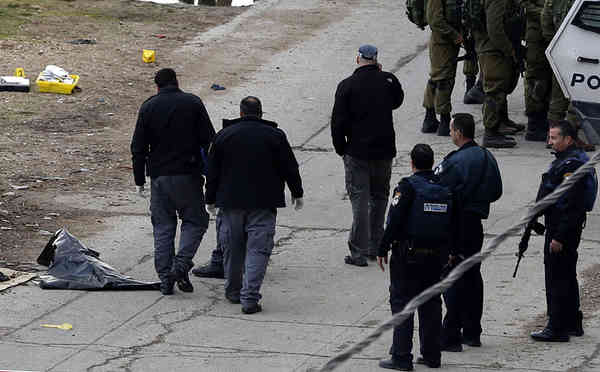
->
[434,113,503,350]
[131,68,216,295]
[331,44,404,267]
[530,121,596,342]
[205,96,304,314]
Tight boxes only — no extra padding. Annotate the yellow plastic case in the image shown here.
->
[36,74,79,94]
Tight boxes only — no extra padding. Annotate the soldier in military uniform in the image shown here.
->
[421,0,464,136]
[377,144,453,371]
[472,0,526,148]
[541,0,595,150]
[530,120,592,341]
[523,0,553,141]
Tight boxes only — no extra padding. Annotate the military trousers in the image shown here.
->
[524,38,552,115]
[543,230,582,333]
[219,208,276,306]
[548,74,578,124]
[423,37,460,114]
[343,155,392,262]
[479,53,519,130]
[389,252,442,364]
[150,174,209,282]
[442,213,484,345]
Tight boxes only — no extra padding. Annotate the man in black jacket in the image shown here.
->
[131,68,216,295]
[205,96,304,314]
[434,113,502,350]
[331,44,405,267]
[530,120,592,342]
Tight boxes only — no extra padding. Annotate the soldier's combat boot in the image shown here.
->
[525,112,548,142]
[464,80,484,104]
[437,113,451,136]
[483,129,517,148]
[421,107,439,133]
[501,109,525,132]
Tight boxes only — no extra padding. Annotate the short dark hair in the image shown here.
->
[550,120,576,139]
[411,143,434,170]
[240,96,262,117]
[452,113,475,139]
[154,68,178,88]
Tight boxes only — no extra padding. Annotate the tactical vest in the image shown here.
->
[541,151,598,212]
[405,176,454,247]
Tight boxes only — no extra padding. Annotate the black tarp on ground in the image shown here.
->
[38,228,160,290]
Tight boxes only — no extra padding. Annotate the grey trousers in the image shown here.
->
[150,174,209,281]
[219,208,276,305]
[343,155,392,262]
[209,211,224,266]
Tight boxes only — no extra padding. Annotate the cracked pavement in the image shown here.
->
[2,0,600,371]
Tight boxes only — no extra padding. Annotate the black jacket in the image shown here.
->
[130,86,216,186]
[434,141,502,219]
[330,64,404,160]
[536,145,587,247]
[379,171,457,257]
[205,117,303,209]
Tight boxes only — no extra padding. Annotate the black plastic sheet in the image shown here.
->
[38,228,160,290]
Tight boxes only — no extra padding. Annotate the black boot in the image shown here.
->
[483,129,517,148]
[421,107,439,133]
[192,260,225,279]
[525,112,548,142]
[531,327,569,342]
[437,113,451,136]
[464,80,484,104]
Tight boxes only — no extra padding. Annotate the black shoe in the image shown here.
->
[437,113,451,136]
[440,343,463,352]
[422,108,439,133]
[483,131,517,148]
[191,262,225,279]
[344,255,368,267]
[525,130,548,142]
[225,293,241,304]
[378,358,413,371]
[160,277,175,295]
[242,303,262,314]
[464,81,484,104]
[175,271,194,293]
[504,119,525,132]
[530,327,569,342]
[416,357,441,368]
[462,337,481,347]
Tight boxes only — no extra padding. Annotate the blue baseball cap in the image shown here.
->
[358,44,378,60]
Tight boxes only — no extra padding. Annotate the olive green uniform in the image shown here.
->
[542,0,576,123]
[523,0,553,116]
[423,0,462,114]
[473,0,521,131]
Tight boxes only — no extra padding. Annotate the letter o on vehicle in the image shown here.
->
[588,75,600,90]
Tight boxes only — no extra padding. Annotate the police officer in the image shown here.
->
[131,68,216,295]
[530,120,593,341]
[522,0,553,142]
[541,0,595,151]
[331,44,404,267]
[205,96,304,314]
[192,116,279,280]
[435,113,503,350]
[378,144,454,371]
[472,0,525,148]
[421,0,463,136]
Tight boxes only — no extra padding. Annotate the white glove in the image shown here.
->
[136,185,146,198]
[206,204,217,216]
[292,197,304,211]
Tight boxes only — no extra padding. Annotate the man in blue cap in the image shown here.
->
[331,44,405,267]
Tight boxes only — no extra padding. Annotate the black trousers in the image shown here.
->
[389,252,442,363]
[442,213,484,345]
[544,230,582,333]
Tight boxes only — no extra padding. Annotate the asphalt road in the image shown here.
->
[1,0,600,371]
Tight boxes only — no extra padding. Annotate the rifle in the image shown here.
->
[456,33,477,63]
[512,220,545,277]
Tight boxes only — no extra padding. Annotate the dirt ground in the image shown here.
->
[0,0,245,271]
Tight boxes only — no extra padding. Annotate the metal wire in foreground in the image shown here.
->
[319,151,600,371]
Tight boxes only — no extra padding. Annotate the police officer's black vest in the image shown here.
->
[406,175,454,247]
